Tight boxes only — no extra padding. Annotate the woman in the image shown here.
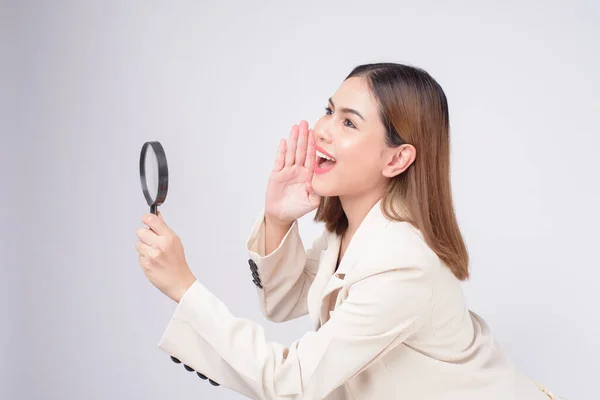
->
[136,63,560,399]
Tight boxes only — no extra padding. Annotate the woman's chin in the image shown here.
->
[312,176,337,198]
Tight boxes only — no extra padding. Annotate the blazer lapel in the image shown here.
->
[317,199,391,327]
[307,231,340,330]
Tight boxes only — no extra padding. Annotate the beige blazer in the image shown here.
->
[157,199,551,399]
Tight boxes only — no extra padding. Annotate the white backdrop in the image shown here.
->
[3,1,598,399]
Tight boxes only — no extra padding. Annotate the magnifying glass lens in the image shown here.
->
[139,140,168,216]
[144,147,159,202]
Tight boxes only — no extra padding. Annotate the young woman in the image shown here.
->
[136,63,560,399]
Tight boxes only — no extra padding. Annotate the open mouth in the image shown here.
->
[316,150,336,171]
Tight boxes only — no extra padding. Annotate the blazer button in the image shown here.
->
[248,259,258,271]
[170,356,181,364]
[196,372,208,380]
[209,379,220,386]
[183,364,195,372]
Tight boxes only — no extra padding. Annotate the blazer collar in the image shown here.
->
[316,198,393,327]
[325,197,392,278]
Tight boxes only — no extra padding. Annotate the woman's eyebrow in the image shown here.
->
[328,97,365,121]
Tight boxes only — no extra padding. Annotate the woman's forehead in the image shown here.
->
[332,77,378,120]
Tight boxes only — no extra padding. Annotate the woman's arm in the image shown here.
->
[264,215,293,256]
[157,261,433,400]
[246,208,326,322]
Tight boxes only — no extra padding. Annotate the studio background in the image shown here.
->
[2,1,598,399]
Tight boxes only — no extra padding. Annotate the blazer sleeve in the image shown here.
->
[157,262,434,400]
[246,208,327,322]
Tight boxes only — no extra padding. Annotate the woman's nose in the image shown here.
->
[314,126,332,143]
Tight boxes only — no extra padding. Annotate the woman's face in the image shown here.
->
[312,77,393,199]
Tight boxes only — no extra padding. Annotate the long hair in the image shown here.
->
[313,62,470,281]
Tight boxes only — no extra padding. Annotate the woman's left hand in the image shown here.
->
[136,211,197,303]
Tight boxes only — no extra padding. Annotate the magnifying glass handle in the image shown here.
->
[150,205,158,215]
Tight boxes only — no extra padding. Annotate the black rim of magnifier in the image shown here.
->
[139,141,169,214]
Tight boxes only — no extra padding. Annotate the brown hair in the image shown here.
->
[313,62,470,280]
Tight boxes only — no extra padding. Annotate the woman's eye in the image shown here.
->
[324,107,356,129]
[344,119,356,129]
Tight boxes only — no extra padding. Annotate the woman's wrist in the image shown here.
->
[264,214,294,230]
[264,215,294,256]
[171,273,197,303]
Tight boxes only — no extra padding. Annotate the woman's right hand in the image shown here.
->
[264,120,321,226]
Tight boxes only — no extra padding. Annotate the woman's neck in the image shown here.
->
[339,188,385,241]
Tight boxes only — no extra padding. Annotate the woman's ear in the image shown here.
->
[381,144,416,178]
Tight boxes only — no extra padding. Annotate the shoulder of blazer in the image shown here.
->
[348,220,443,283]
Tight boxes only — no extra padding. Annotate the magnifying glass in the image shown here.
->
[139,141,169,216]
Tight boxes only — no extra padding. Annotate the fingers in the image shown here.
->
[273,138,286,172]
[305,128,316,171]
[136,239,157,258]
[285,124,299,167]
[142,213,170,236]
[136,226,160,247]
[305,129,318,199]
[295,120,308,167]
[278,121,311,170]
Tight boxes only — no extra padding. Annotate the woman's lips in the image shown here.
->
[315,145,335,160]
[314,158,336,174]
[314,145,336,175]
